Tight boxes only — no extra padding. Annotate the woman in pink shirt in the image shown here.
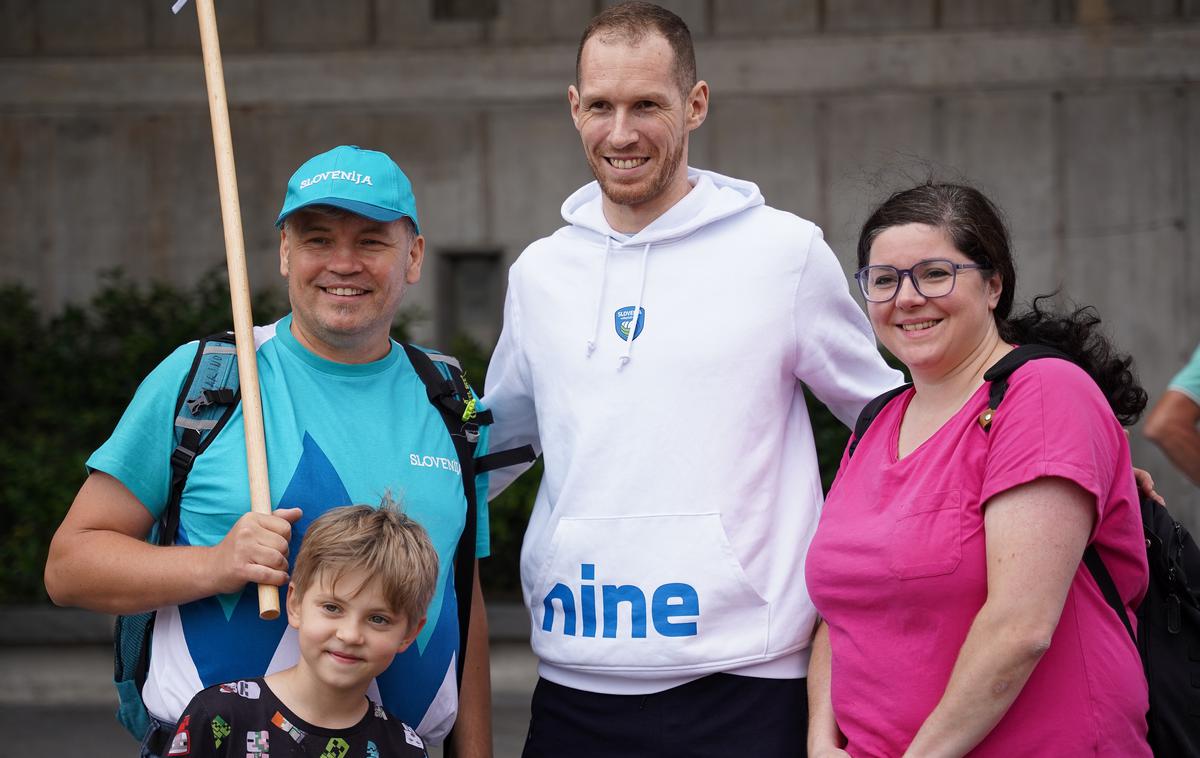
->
[805,182,1151,757]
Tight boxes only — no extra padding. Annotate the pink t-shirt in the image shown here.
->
[806,358,1149,757]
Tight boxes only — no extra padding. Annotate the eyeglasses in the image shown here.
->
[854,259,992,303]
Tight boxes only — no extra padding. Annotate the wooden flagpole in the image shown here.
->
[193,0,278,620]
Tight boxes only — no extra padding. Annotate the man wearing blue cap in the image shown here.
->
[275,145,426,364]
[46,146,494,757]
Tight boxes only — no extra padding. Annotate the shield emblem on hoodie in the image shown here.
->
[614,306,646,341]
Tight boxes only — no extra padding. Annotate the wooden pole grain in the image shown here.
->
[194,0,278,620]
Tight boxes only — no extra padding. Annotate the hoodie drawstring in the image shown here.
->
[586,236,612,357]
[618,242,652,369]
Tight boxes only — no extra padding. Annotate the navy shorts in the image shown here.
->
[522,673,808,758]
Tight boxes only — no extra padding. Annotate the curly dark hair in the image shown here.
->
[1004,296,1147,425]
[858,181,1147,424]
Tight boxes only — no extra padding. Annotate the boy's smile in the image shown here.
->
[286,567,423,698]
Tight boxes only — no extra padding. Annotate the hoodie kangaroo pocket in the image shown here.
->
[529,513,771,675]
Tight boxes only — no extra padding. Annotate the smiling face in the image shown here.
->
[867,223,1003,383]
[568,33,708,232]
[286,566,423,698]
[280,209,424,363]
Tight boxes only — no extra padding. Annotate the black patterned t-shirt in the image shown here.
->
[169,678,428,758]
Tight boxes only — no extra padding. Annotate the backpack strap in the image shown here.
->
[119,332,242,724]
[1084,543,1136,642]
[476,445,536,474]
[426,352,535,472]
[161,333,241,547]
[848,383,912,459]
[978,344,1073,429]
[849,344,1076,456]
[979,344,1138,642]
[402,343,487,692]
[410,349,495,426]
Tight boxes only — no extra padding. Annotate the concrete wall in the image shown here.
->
[2,0,1199,520]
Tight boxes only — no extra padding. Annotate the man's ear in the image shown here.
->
[397,615,427,653]
[685,80,709,132]
[279,229,290,278]
[405,234,425,285]
[568,85,583,130]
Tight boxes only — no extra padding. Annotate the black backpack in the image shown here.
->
[849,344,1200,756]
[113,332,534,743]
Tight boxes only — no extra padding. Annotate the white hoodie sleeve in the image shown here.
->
[792,227,905,428]
[482,265,542,498]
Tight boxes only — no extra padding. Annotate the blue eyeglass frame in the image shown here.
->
[854,258,993,303]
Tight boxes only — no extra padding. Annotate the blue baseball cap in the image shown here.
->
[275,145,420,232]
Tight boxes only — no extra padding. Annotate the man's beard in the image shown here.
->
[588,138,685,208]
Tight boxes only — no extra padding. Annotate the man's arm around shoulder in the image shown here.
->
[792,229,904,426]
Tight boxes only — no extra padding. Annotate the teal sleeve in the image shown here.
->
[85,342,198,520]
[1168,344,1200,404]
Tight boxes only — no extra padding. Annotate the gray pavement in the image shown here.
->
[0,607,537,757]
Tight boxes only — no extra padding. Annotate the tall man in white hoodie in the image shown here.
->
[483,3,902,755]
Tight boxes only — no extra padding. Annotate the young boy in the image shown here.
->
[166,499,439,757]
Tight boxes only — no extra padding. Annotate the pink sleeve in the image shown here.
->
[979,359,1126,526]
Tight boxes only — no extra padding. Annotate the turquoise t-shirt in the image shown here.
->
[88,314,488,741]
[1169,343,1200,404]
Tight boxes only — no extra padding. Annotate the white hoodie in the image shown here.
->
[484,168,902,694]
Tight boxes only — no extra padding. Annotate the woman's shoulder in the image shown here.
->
[1004,351,1099,393]
[1000,351,1117,425]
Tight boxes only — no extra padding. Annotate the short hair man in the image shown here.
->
[1144,343,1200,485]
[45,146,493,757]
[170,499,440,757]
[482,3,902,755]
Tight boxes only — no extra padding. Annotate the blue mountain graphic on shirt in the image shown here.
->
[177,432,458,727]
[379,568,459,721]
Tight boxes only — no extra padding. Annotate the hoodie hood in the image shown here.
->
[562,168,764,366]
[561,167,764,245]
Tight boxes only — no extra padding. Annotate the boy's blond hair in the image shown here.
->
[290,496,439,624]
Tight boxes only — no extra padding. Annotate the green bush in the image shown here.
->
[0,269,286,604]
